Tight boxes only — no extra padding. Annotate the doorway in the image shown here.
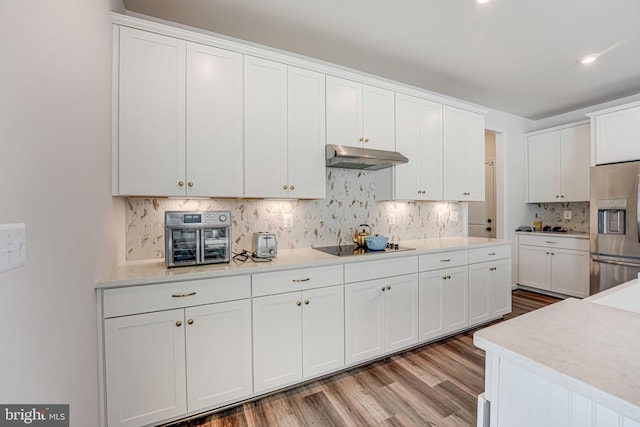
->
[468,130,497,238]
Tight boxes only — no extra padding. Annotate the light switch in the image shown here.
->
[283,214,294,229]
[449,211,459,222]
[389,213,396,225]
[564,211,572,220]
[0,223,26,273]
[438,212,445,222]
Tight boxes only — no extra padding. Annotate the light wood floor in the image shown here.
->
[166,290,559,427]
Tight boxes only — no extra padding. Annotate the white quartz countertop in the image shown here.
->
[95,236,510,289]
[474,279,640,421]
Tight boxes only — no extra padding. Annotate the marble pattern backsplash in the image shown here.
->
[529,202,590,233]
[125,169,466,260]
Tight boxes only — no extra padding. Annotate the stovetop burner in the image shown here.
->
[313,244,415,257]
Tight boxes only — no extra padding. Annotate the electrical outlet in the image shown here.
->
[449,211,459,222]
[0,223,26,273]
[283,214,294,229]
[564,210,572,220]
[389,213,396,225]
[438,212,445,222]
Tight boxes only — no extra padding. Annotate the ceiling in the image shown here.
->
[122,0,640,120]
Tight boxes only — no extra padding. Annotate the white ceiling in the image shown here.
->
[122,0,640,120]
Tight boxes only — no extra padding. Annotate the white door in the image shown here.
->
[118,27,186,196]
[185,300,252,411]
[302,285,344,378]
[244,56,288,198]
[362,84,395,151]
[384,274,419,352]
[518,245,551,290]
[443,266,469,333]
[443,106,485,201]
[418,270,446,342]
[252,292,302,392]
[345,280,385,364]
[287,66,326,199]
[560,124,590,202]
[186,42,243,197]
[326,76,362,147]
[468,262,491,326]
[527,131,561,202]
[489,258,512,316]
[104,310,187,427]
[469,161,496,237]
[394,94,443,200]
[551,249,590,298]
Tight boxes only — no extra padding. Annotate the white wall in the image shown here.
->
[484,109,536,284]
[0,1,124,426]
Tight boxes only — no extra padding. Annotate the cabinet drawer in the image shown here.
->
[419,250,468,272]
[103,275,251,318]
[519,234,589,251]
[252,265,343,297]
[344,256,418,283]
[468,245,511,264]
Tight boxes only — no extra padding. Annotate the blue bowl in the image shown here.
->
[365,235,388,251]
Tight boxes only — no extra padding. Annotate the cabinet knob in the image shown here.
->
[176,321,182,327]
[304,300,309,305]
[178,181,184,187]
[463,192,471,196]
[381,286,386,291]
[359,138,364,142]
[386,285,391,290]
[296,301,302,306]
[187,319,194,325]
[489,267,497,271]
[188,181,194,187]
[556,195,560,198]
[546,252,550,255]
[290,185,295,190]
[560,195,565,198]
[442,275,447,280]
[283,185,288,190]
[364,138,369,142]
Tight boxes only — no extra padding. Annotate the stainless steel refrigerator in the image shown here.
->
[590,160,640,294]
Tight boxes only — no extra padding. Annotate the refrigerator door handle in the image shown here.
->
[592,258,640,269]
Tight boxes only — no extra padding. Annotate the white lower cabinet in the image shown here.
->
[468,258,512,326]
[518,234,590,298]
[104,299,252,427]
[345,273,419,365]
[419,266,469,341]
[252,284,344,393]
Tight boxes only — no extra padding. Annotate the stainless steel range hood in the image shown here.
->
[326,144,408,171]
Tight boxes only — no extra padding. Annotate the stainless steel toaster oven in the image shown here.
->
[165,211,231,267]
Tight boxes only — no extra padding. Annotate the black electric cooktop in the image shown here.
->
[313,244,415,257]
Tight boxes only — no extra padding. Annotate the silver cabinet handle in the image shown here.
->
[489,267,497,271]
[488,252,496,256]
[440,259,451,262]
[171,292,196,298]
[292,278,311,283]
[545,241,556,244]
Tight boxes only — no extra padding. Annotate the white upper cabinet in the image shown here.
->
[443,106,485,201]
[117,27,186,196]
[326,76,395,151]
[379,94,443,201]
[287,66,326,199]
[245,58,326,199]
[116,27,244,197]
[588,101,640,165]
[526,122,590,203]
[186,42,244,197]
[244,56,288,198]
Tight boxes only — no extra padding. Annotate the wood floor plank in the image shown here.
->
[164,290,559,427]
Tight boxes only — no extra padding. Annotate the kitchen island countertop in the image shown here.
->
[474,278,640,422]
[95,236,510,289]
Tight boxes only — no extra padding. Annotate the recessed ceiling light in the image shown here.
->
[477,0,491,3]
[580,54,599,65]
